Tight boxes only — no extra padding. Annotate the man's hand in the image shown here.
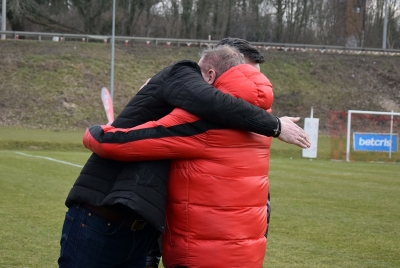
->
[277,117,311,149]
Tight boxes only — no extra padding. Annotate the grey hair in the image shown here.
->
[199,45,245,79]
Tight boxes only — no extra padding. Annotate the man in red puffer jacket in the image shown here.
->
[84,45,274,267]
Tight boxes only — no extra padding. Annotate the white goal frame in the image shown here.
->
[346,110,400,162]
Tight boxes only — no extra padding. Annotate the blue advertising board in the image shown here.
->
[353,133,398,152]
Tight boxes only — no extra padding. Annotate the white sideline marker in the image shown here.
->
[15,152,83,168]
[302,107,319,159]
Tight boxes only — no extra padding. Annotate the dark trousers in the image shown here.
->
[58,204,159,268]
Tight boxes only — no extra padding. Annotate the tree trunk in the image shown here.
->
[6,10,25,32]
[274,0,285,42]
[181,0,194,38]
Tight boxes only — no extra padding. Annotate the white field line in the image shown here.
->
[15,152,83,168]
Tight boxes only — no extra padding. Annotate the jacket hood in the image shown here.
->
[214,64,273,111]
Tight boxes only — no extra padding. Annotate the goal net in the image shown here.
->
[329,110,400,162]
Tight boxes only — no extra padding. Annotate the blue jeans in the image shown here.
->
[58,204,159,268]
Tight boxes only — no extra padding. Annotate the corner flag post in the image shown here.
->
[101,87,114,125]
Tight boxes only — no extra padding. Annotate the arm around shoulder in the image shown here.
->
[162,61,279,136]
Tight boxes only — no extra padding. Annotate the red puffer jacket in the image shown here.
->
[83,64,274,268]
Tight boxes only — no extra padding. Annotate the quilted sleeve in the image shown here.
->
[162,60,278,136]
[83,108,208,161]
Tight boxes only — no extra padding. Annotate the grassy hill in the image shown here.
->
[1,40,399,133]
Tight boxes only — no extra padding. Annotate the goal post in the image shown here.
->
[346,110,400,162]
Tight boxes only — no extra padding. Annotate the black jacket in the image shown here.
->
[65,60,278,232]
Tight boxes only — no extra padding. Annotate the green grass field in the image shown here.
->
[0,129,399,267]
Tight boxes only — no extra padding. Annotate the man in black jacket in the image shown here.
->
[58,47,310,268]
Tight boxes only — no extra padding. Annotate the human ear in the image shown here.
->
[208,69,217,84]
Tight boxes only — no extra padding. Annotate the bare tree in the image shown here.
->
[194,0,212,39]
[119,0,147,36]
[271,0,286,42]
[3,0,399,48]
[69,0,112,34]
[381,0,400,49]
[156,0,181,38]
[6,0,77,33]
[313,0,337,45]
[181,0,194,38]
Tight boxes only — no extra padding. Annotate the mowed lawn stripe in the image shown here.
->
[0,150,87,267]
[266,158,400,268]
